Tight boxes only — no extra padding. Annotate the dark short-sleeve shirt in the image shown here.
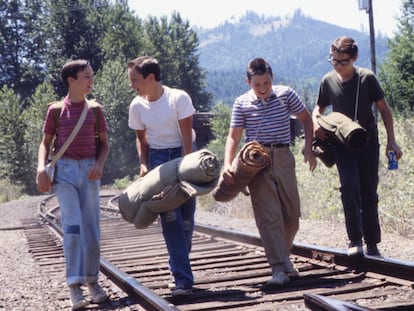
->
[316,67,384,137]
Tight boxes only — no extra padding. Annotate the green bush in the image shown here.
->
[376,115,414,236]
[111,176,137,190]
[0,179,25,203]
[201,111,414,237]
[294,114,414,236]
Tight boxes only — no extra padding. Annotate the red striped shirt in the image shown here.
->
[43,97,107,160]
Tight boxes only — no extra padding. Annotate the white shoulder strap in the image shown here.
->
[354,68,361,121]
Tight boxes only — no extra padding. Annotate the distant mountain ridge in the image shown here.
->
[196,10,389,105]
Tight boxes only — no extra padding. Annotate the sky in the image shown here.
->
[128,0,402,37]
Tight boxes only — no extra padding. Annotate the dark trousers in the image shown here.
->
[333,138,381,245]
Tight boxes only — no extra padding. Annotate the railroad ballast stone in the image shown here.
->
[1,193,413,310]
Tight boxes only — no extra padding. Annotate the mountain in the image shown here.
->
[196,10,389,106]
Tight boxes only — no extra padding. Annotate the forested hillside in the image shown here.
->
[196,10,389,105]
[2,0,413,199]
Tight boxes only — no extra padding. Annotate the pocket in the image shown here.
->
[45,163,56,184]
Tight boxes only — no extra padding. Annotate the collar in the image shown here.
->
[251,92,276,105]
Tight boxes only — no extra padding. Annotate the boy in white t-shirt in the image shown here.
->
[127,56,195,297]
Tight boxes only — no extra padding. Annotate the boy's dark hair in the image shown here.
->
[246,58,273,81]
[330,36,359,58]
[61,59,91,87]
[128,56,161,81]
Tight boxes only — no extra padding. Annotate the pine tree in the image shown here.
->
[0,0,47,102]
[142,13,213,112]
[379,0,414,113]
[0,86,29,189]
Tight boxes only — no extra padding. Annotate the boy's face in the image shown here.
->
[329,51,355,76]
[128,67,149,96]
[69,65,94,95]
[247,73,273,100]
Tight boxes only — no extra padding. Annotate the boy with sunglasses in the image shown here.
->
[312,36,402,257]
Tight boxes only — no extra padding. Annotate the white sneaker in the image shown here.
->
[347,245,363,256]
[287,267,299,278]
[168,275,176,289]
[88,282,107,303]
[69,284,89,310]
[267,271,290,286]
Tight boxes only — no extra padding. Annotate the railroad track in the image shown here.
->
[22,191,414,310]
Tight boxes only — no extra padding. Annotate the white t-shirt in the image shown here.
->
[128,86,195,149]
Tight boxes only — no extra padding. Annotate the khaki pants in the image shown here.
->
[248,147,300,274]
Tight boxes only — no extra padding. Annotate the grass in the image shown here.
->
[0,179,25,203]
[199,114,414,238]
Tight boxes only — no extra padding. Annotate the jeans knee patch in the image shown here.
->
[66,225,80,234]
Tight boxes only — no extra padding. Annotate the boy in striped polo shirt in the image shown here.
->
[222,57,316,286]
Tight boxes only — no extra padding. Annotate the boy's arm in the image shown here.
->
[136,129,149,177]
[296,109,317,171]
[376,98,402,159]
[178,115,194,155]
[222,127,243,185]
[88,130,110,180]
[36,134,54,192]
[96,131,110,166]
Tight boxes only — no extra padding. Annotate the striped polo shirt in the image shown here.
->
[230,85,305,144]
[43,97,107,160]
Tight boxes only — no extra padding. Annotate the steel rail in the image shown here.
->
[37,193,178,311]
[37,193,414,311]
[195,222,414,284]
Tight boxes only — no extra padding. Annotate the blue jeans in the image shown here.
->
[55,158,101,286]
[333,138,381,245]
[149,147,195,289]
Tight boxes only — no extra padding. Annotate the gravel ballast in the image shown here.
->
[1,195,413,310]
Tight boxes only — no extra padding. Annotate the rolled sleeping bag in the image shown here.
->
[317,112,367,150]
[134,182,189,229]
[118,157,181,227]
[212,141,270,202]
[178,148,221,197]
[119,149,221,229]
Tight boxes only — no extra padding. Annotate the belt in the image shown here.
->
[149,146,181,151]
[261,142,290,148]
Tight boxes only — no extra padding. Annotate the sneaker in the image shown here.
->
[287,267,299,278]
[171,286,193,297]
[168,281,176,289]
[266,271,290,286]
[88,282,107,303]
[69,284,89,310]
[168,275,176,289]
[347,241,363,256]
[366,244,381,256]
